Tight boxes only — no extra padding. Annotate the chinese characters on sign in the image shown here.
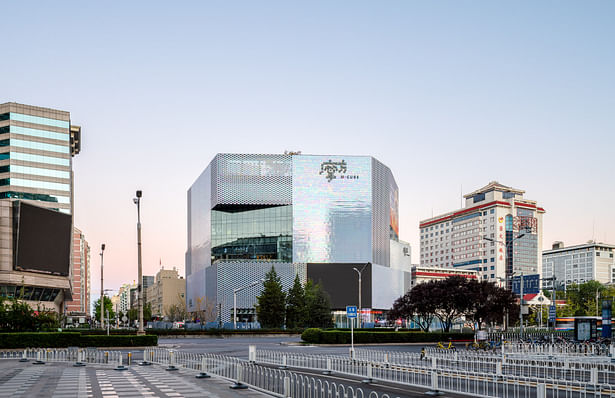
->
[319,159,359,182]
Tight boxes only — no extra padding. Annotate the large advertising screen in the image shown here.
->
[14,201,72,276]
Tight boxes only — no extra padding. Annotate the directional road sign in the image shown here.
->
[346,306,357,319]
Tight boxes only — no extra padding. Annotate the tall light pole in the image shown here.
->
[484,233,525,331]
[352,263,369,329]
[100,243,105,329]
[233,279,264,329]
[134,190,145,336]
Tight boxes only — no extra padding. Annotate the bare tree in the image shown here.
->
[165,293,188,322]
[193,296,217,323]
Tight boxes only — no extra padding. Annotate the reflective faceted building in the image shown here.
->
[186,153,410,324]
[0,102,81,312]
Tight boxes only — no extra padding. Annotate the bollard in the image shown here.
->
[196,357,211,379]
[33,351,45,365]
[139,349,152,366]
[105,351,109,364]
[362,363,373,384]
[166,351,178,371]
[230,364,248,389]
[283,376,291,398]
[74,349,86,367]
[279,355,288,370]
[115,353,128,371]
[248,345,256,363]
[19,349,28,363]
[322,358,333,375]
[127,352,132,366]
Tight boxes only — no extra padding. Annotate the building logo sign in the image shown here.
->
[319,159,359,182]
[498,217,504,223]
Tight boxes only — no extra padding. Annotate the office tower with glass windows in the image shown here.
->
[0,102,81,312]
[186,153,411,324]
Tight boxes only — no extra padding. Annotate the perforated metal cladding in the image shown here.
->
[212,154,292,206]
[371,159,393,267]
[215,261,306,323]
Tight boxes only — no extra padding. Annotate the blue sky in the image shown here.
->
[2,1,614,292]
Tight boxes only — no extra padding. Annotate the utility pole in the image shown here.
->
[100,244,105,329]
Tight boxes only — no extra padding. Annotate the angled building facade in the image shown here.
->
[186,153,410,324]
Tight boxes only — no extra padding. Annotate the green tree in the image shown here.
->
[304,280,333,328]
[256,267,287,328]
[127,303,153,325]
[285,274,307,329]
[566,281,605,316]
[94,296,115,324]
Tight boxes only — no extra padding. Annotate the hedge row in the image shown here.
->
[0,333,158,348]
[301,328,475,344]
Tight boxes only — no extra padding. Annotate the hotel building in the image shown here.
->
[542,241,615,289]
[419,182,545,286]
[0,102,81,312]
[186,153,411,324]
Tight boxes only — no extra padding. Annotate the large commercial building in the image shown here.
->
[419,182,545,287]
[0,102,81,312]
[65,227,91,319]
[410,265,478,289]
[186,153,410,324]
[542,241,615,289]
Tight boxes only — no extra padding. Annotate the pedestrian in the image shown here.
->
[420,347,426,360]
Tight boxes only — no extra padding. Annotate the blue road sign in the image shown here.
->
[512,274,540,295]
[346,306,357,319]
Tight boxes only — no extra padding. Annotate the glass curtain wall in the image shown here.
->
[211,205,292,263]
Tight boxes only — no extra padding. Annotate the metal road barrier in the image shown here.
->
[145,348,398,398]
[254,346,615,397]
[0,348,122,365]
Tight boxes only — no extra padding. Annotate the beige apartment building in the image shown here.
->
[0,102,81,312]
[146,267,185,319]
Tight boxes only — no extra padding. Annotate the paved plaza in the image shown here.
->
[0,360,267,398]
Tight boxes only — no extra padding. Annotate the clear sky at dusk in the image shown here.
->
[2,2,614,305]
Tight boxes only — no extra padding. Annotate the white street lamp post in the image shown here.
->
[100,244,105,329]
[134,190,145,336]
[233,279,264,329]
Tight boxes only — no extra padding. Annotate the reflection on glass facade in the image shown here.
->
[3,178,70,192]
[0,191,70,204]
[8,113,70,129]
[9,151,70,166]
[10,138,69,154]
[293,155,373,263]
[9,125,69,142]
[8,165,70,179]
[211,205,292,263]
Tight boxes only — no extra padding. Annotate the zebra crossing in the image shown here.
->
[0,360,266,397]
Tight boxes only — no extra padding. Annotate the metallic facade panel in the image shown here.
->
[293,155,373,263]
[187,165,212,274]
[211,154,292,206]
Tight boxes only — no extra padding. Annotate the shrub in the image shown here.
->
[0,332,158,348]
[301,328,322,343]
[301,330,474,344]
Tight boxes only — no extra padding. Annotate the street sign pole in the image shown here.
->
[346,306,357,359]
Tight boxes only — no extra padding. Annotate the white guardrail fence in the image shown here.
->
[3,344,615,397]
[0,347,398,398]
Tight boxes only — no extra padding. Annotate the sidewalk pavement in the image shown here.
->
[0,359,269,398]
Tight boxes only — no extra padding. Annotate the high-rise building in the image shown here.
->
[65,227,91,317]
[542,241,615,289]
[419,182,545,286]
[186,153,410,324]
[0,102,81,312]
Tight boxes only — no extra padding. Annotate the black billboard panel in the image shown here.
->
[14,201,72,276]
[307,263,371,310]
